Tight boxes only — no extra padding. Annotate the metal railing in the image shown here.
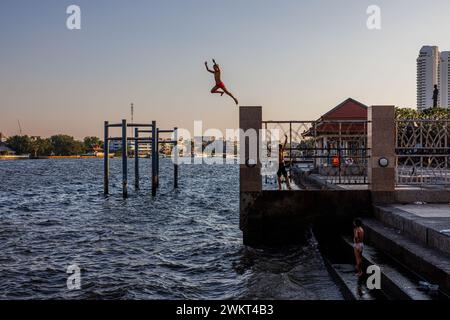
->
[396,119,450,187]
[262,120,370,186]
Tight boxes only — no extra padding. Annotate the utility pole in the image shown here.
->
[17,120,22,136]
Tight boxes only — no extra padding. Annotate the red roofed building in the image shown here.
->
[305,98,368,175]
[320,98,368,120]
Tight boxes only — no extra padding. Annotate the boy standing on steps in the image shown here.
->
[353,218,365,277]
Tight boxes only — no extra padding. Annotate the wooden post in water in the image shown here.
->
[104,121,109,195]
[156,128,160,188]
[134,128,139,190]
[174,127,179,188]
[122,119,128,198]
[151,121,157,196]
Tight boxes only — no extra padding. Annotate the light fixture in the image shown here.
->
[378,157,389,168]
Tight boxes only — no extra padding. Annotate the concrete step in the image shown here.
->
[342,236,434,300]
[325,262,378,300]
[362,218,450,296]
[373,204,450,257]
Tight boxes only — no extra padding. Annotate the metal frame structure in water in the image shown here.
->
[103,120,179,198]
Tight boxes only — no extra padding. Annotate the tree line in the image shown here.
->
[4,135,103,157]
[395,107,450,120]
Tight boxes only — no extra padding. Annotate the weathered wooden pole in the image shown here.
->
[151,121,157,196]
[122,119,128,198]
[104,121,109,195]
[134,128,139,190]
[174,127,179,188]
[156,128,160,188]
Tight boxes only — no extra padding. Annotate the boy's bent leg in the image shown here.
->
[211,85,222,93]
[223,88,239,105]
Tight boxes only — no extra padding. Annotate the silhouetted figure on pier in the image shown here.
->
[205,59,239,105]
[433,84,439,108]
[277,134,292,191]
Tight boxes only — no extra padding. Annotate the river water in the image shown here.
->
[0,159,343,299]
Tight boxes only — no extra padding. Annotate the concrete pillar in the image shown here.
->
[239,106,263,245]
[368,106,395,192]
[239,106,262,192]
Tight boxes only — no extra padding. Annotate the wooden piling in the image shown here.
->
[151,121,157,196]
[122,119,128,198]
[174,127,178,188]
[156,128,160,188]
[134,128,139,190]
[104,121,109,195]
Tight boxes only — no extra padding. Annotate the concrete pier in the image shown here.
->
[240,190,372,246]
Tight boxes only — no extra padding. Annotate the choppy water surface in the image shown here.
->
[0,159,342,299]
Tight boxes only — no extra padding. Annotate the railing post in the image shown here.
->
[134,128,139,190]
[368,106,395,195]
[152,121,157,196]
[174,127,179,189]
[122,119,128,198]
[104,121,109,195]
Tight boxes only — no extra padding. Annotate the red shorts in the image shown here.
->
[216,82,225,89]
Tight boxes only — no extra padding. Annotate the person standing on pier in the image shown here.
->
[205,59,239,105]
[433,84,439,108]
[277,134,292,191]
[353,218,365,277]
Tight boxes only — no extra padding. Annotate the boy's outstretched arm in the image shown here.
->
[283,134,288,150]
[212,59,220,71]
[205,61,214,73]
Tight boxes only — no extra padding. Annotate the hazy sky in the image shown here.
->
[1,0,450,139]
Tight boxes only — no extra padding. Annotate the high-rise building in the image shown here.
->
[440,51,450,109]
[417,46,440,110]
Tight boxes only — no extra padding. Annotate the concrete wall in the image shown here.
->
[372,190,450,204]
[240,190,372,246]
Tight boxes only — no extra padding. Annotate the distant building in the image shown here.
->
[440,51,450,109]
[417,46,440,110]
[0,142,14,155]
[304,98,368,171]
[109,140,151,156]
[0,132,7,143]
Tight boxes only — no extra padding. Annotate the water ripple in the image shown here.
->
[0,159,342,300]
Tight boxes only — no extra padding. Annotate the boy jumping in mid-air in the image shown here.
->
[205,59,239,105]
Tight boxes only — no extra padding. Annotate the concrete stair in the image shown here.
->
[373,205,450,257]
[362,217,450,296]
[325,262,379,300]
[341,236,435,300]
